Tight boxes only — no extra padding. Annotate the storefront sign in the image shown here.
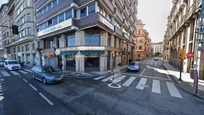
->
[37,19,72,37]
[100,15,114,31]
[18,52,22,56]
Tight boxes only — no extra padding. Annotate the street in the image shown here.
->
[0,58,204,115]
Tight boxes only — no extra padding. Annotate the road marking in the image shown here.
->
[140,68,146,76]
[102,75,115,82]
[146,63,149,64]
[166,82,182,98]
[39,92,54,106]
[23,78,28,83]
[10,71,19,75]
[94,75,107,80]
[18,70,28,74]
[136,78,147,90]
[152,80,161,94]
[122,76,136,87]
[29,84,37,91]
[24,69,32,73]
[150,63,153,65]
[1,71,10,77]
[155,63,157,65]
[159,64,161,65]
[112,75,126,84]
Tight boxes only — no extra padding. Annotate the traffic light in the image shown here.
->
[112,51,115,57]
[111,52,113,59]
[179,49,185,60]
[111,51,115,59]
[12,25,19,34]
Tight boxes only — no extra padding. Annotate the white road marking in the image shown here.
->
[10,71,19,75]
[136,78,147,90]
[152,80,161,94]
[94,75,107,80]
[146,63,149,64]
[102,75,115,82]
[150,63,153,65]
[39,92,54,106]
[112,75,126,84]
[154,63,157,65]
[1,71,10,77]
[166,82,182,98]
[23,78,28,83]
[159,64,161,65]
[29,84,37,91]
[24,69,32,73]
[18,75,22,78]
[18,70,28,74]
[140,68,146,76]
[122,76,136,87]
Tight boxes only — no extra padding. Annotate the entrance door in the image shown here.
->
[57,56,62,68]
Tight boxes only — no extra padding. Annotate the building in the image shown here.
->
[0,13,5,60]
[153,42,163,55]
[148,39,153,58]
[135,20,150,60]
[163,18,171,61]
[34,0,138,72]
[0,0,36,65]
[164,0,204,79]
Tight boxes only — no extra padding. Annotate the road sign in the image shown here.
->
[50,54,53,58]
[47,52,50,58]
[4,54,7,58]
[55,49,61,55]
[163,54,165,57]
[179,49,185,60]
[186,52,194,58]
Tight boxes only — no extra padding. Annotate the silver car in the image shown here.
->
[127,62,141,72]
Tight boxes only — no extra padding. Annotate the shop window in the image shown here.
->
[26,54,30,64]
[88,3,95,15]
[67,33,75,47]
[59,13,64,23]
[85,32,100,46]
[85,57,99,68]
[81,7,86,18]
[66,56,75,67]
[65,10,72,20]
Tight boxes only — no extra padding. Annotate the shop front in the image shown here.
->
[61,51,77,71]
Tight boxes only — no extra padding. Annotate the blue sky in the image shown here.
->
[0,0,8,7]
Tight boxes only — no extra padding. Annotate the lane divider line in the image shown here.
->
[39,92,54,106]
[29,84,37,91]
[23,78,28,83]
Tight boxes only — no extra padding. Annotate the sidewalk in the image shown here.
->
[161,61,204,100]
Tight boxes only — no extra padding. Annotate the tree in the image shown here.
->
[155,52,160,56]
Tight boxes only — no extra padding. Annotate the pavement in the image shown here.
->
[161,60,204,100]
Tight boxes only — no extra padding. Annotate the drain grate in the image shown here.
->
[66,91,78,96]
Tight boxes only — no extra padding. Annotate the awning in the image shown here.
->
[61,51,77,55]
[80,51,105,55]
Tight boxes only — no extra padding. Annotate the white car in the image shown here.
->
[4,60,21,70]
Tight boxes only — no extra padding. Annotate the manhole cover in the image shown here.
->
[66,91,78,96]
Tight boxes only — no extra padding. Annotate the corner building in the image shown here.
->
[34,0,138,72]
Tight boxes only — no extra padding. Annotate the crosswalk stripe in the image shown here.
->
[147,63,149,64]
[155,63,157,65]
[136,78,147,90]
[152,80,161,94]
[112,75,126,84]
[122,76,136,87]
[102,75,115,82]
[1,71,10,77]
[150,63,153,65]
[10,71,19,75]
[18,70,28,74]
[94,75,107,80]
[24,69,32,73]
[166,82,182,98]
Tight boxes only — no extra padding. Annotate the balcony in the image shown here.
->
[114,26,123,38]
[124,33,130,40]
[124,6,130,18]
[187,5,193,19]
[4,37,35,48]
[125,0,131,7]
[196,0,202,8]
[115,8,123,23]
[116,0,124,11]
[123,19,129,29]
[130,5,135,15]
[130,16,134,24]
[99,0,114,14]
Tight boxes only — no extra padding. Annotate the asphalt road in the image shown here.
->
[0,58,204,115]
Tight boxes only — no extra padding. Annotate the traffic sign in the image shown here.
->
[186,52,194,58]
[163,54,165,57]
[50,54,53,58]
[179,49,185,60]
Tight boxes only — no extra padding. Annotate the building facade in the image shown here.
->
[34,0,138,72]
[135,20,150,60]
[164,0,204,79]
[0,0,36,65]
[0,13,5,60]
[153,42,163,55]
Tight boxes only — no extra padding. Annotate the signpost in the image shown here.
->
[178,49,185,81]
[111,51,115,72]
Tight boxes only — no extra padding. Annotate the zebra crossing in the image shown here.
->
[141,62,161,65]
[94,75,183,99]
[0,69,32,77]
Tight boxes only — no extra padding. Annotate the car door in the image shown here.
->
[37,66,43,80]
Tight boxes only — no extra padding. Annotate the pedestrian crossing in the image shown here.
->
[141,62,161,65]
[94,75,183,99]
[0,69,32,77]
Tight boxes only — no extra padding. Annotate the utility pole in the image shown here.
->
[178,49,185,81]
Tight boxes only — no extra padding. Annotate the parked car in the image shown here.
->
[0,60,4,67]
[4,60,21,70]
[31,65,64,84]
[127,61,141,72]
[154,57,159,61]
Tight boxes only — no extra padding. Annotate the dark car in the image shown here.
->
[31,65,64,84]
[154,57,159,61]
[127,62,141,72]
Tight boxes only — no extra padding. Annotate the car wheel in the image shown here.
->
[43,78,47,85]
[32,74,35,79]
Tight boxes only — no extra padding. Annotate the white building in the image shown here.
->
[153,42,163,55]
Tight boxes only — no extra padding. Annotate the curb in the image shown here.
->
[161,63,204,100]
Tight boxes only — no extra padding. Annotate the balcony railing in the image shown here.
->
[187,5,193,19]
[118,0,124,9]
[114,26,123,37]
[197,0,202,7]
[124,6,130,18]
[124,20,129,29]
[115,8,123,23]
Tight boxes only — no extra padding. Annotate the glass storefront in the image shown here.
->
[85,56,99,72]
[66,55,75,71]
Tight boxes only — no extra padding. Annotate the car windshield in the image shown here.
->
[129,63,139,66]
[8,61,18,64]
[43,67,57,73]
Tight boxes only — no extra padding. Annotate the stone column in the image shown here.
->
[100,31,107,46]
[36,51,41,65]
[62,55,66,70]
[100,51,107,71]
[30,42,34,65]
[76,51,84,72]
[61,34,66,47]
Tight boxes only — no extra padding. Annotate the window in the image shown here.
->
[59,14,64,23]
[39,25,43,31]
[58,0,63,3]
[26,54,30,64]
[88,3,95,15]
[47,3,51,10]
[108,34,111,47]
[20,4,23,12]
[48,19,52,27]
[27,0,30,7]
[18,47,20,52]
[6,16,8,20]
[98,5,103,14]
[114,20,120,29]
[58,38,62,48]
[33,43,35,49]
[140,39,143,43]
[74,10,76,18]
[85,32,100,46]
[44,23,48,30]
[22,30,25,36]
[107,14,112,22]
[53,17,58,25]
[65,10,72,20]
[139,46,143,50]
[26,44,30,51]
[53,0,57,7]
[43,7,47,14]
[46,39,54,49]
[27,13,31,21]
[81,7,86,18]
[67,33,75,46]
[39,10,42,16]
[28,28,31,35]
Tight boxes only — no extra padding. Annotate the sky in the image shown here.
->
[0,0,8,7]
[138,0,172,43]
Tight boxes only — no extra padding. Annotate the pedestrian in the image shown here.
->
[129,58,132,63]
[59,62,63,71]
